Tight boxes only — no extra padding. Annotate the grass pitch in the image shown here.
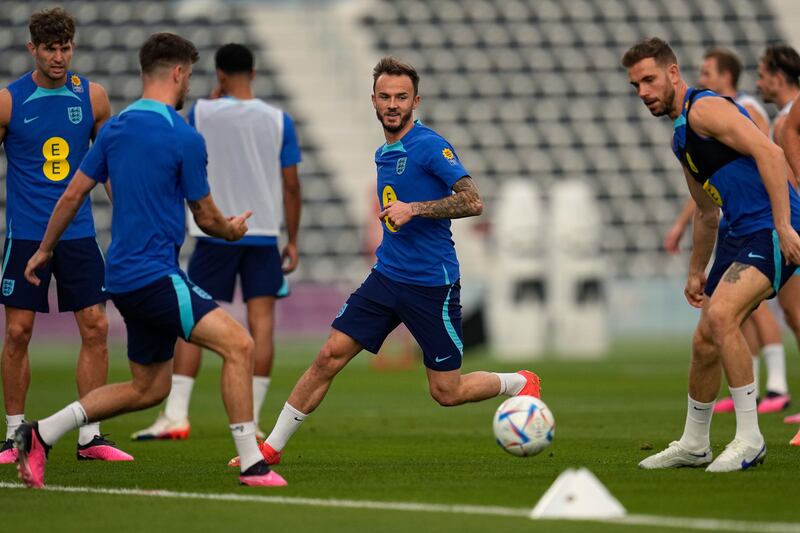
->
[1,337,798,532]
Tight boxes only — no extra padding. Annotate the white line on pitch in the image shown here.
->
[1,481,798,532]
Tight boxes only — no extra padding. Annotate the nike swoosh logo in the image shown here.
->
[747,252,766,260]
[747,389,755,395]
[688,451,709,458]
[740,444,766,469]
[693,406,711,411]
[293,417,303,422]
[24,116,39,124]
[101,286,106,292]
[435,355,451,363]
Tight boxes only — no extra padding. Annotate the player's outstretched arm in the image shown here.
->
[24,171,98,286]
[188,194,252,242]
[0,88,11,144]
[781,94,800,181]
[690,97,800,264]
[683,167,718,308]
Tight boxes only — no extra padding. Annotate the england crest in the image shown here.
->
[396,157,407,175]
[67,106,83,124]
[2,279,14,297]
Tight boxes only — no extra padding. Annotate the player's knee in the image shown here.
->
[80,313,109,345]
[706,303,735,339]
[224,332,255,365]
[312,345,347,377]
[781,304,800,333]
[4,321,33,350]
[429,385,461,407]
[134,378,171,408]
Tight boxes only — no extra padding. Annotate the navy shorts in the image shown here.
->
[187,240,289,302]
[706,228,798,298]
[110,271,218,365]
[332,270,464,371]
[0,237,107,313]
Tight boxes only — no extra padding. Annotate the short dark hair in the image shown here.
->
[761,44,800,87]
[704,47,743,88]
[139,33,199,76]
[621,37,678,69]
[215,43,254,74]
[29,7,76,46]
[372,57,420,95]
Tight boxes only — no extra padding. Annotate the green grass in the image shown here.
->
[1,337,798,532]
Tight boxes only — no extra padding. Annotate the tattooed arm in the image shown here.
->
[378,176,483,229]
[188,194,252,241]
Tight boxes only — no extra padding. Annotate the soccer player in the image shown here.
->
[228,57,541,467]
[777,91,800,436]
[131,43,301,441]
[624,38,800,472]
[14,33,285,488]
[664,47,791,415]
[0,7,131,463]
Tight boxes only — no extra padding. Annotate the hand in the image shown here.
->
[684,271,707,308]
[225,210,252,241]
[282,242,299,273]
[24,248,54,286]
[663,223,685,255]
[777,227,800,266]
[377,201,414,229]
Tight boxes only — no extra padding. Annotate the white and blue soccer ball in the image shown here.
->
[493,396,555,457]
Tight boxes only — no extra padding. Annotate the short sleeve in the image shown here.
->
[424,137,469,188]
[79,123,110,183]
[179,130,211,201]
[280,112,302,168]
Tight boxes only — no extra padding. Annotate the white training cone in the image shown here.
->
[530,467,626,520]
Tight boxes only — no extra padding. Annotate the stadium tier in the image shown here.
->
[362,0,784,277]
[0,0,360,284]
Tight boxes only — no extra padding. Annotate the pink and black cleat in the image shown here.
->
[229,440,282,468]
[14,422,50,489]
[713,397,735,413]
[239,460,287,487]
[516,370,542,399]
[757,393,791,414]
[77,435,134,461]
[0,439,18,464]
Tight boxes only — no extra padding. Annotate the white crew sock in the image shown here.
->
[265,402,307,452]
[751,355,760,396]
[494,373,526,396]
[164,375,195,422]
[252,376,271,424]
[730,382,763,446]
[6,414,24,440]
[230,421,261,472]
[78,423,101,446]
[38,401,88,446]
[678,395,715,452]
[762,343,789,395]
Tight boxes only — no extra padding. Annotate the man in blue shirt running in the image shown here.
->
[14,33,286,488]
[624,38,800,472]
[229,57,541,467]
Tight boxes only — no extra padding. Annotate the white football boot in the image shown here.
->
[638,441,712,469]
[705,438,766,472]
[130,412,190,440]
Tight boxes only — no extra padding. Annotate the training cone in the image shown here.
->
[530,467,626,520]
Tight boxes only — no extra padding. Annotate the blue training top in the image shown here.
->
[3,71,96,240]
[374,120,469,286]
[79,99,210,293]
[672,88,800,237]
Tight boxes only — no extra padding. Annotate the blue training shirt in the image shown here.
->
[79,99,210,293]
[3,71,96,240]
[374,120,468,286]
[672,88,800,237]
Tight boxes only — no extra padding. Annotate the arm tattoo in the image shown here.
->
[722,262,752,283]
[411,177,483,219]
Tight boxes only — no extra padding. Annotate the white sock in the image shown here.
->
[38,401,88,446]
[751,355,760,396]
[252,376,271,424]
[678,395,715,452]
[164,375,195,422]
[230,421,261,472]
[6,414,24,440]
[762,343,788,395]
[265,402,307,452]
[494,373,526,396]
[730,382,763,446]
[78,422,101,446]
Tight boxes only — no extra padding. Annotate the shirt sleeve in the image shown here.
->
[424,137,469,188]
[78,124,110,183]
[187,102,197,128]
[280,112,302,168]
[179,130,211,201]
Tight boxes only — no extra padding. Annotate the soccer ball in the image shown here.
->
[493,396,555,457]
